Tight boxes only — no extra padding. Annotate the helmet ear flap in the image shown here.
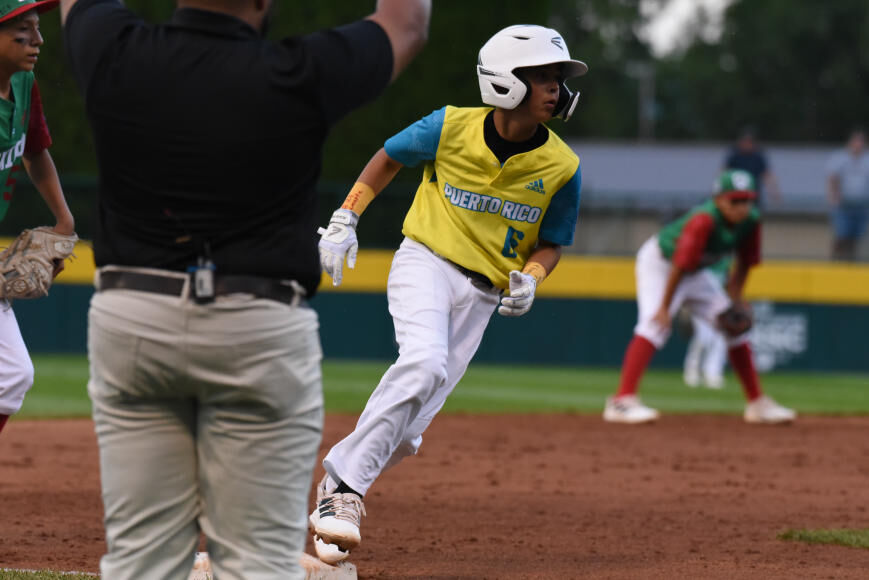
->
[554,81,580,121]
[515,69,532,106]
[477,65,527,109]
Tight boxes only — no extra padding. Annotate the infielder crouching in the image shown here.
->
[604,169,796,425]
[309,24,586,564]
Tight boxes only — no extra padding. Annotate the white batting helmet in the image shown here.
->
[477,24,588,121]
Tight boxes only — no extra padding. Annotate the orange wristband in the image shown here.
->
[522,262,547,285]
[341,182,377,216]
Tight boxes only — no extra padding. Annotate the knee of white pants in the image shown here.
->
[634,321,670,349]
[0,356,34,415]
[394,348,448,400]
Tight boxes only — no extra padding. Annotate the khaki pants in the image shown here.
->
[88,288,323,580]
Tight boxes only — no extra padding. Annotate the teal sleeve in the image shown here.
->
[539,167,581,246]
[383,107,445,167]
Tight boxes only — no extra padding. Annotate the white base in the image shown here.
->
[188,552,357,580]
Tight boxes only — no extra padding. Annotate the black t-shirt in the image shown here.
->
[483,110,549,165]
[64,1,393,297]
[724,148,769,203]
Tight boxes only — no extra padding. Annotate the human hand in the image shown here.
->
[52,215,75,237]
[652,305,671,330]
[318,209,359,287]
[497,270,537,317]
[717,302,753,337]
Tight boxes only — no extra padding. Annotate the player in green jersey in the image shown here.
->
[604,169,795,425]
[0,0,75,438]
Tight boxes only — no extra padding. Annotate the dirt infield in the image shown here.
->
[2,414,869,579]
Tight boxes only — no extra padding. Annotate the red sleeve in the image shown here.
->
[24,80,52,155]
[672,213,714,271]
[737,223,762,267]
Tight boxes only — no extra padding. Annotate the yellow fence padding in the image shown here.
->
[27,238,868,306]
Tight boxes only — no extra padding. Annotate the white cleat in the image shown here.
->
[313,535,351,565]
[603,395,660,424]
[309,476,366,562]
[704,375,725,389]
[744,395,796,424]
[684,369,701,388]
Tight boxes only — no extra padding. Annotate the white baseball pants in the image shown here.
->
[634,236,748,349]
[323,237,501,496]
[0,301,34,416]
[684,314,728,380]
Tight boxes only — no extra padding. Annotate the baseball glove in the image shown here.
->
[0,227,78,300]
[717,303,753,337]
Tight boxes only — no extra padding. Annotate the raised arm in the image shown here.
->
[59,0,78,25]
[367,0,431,81]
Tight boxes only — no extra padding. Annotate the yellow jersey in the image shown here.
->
[383,106,581,289]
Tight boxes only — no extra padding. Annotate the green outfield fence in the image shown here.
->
[19,284,869,373]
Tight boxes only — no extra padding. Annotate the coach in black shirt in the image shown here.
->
[60,1,430,578]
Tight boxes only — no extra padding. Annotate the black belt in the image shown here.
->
[97,270,304,306]
[447,261,495,290]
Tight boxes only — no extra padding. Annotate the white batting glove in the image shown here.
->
[498,270,537,317]
[317,209,359,287]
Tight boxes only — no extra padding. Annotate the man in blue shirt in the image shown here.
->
[724,126,781,210]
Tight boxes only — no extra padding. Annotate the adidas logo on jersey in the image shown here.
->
[525,179,545,194]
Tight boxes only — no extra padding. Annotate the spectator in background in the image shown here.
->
[826,128,869,261]
[724,126,781,210]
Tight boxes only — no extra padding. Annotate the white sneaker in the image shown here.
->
[309,476,366,558]
[603,395,660,424]
[744,395,796,424]
[704,375,725,389]
[313,536,350,565]
[684,369,701,388]
[309,476,352,564]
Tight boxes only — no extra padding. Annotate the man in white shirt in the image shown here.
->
[827,128,869,261]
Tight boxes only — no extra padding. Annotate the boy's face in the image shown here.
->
[516,63,563,123]
[0,12,43,74]
[714,194,753,225]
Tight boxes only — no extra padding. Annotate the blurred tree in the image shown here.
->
[655,0,869,142]
[32,1,553,181]
[549,0,655,140]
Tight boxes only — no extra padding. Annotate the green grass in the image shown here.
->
[16,354,869,419]
[779,528,869,550]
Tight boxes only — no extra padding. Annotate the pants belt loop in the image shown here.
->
[287,280,306,308]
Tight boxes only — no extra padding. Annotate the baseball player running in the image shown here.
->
[604,169,795,425]
[0,0,75,439]
[309,24,586,563]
